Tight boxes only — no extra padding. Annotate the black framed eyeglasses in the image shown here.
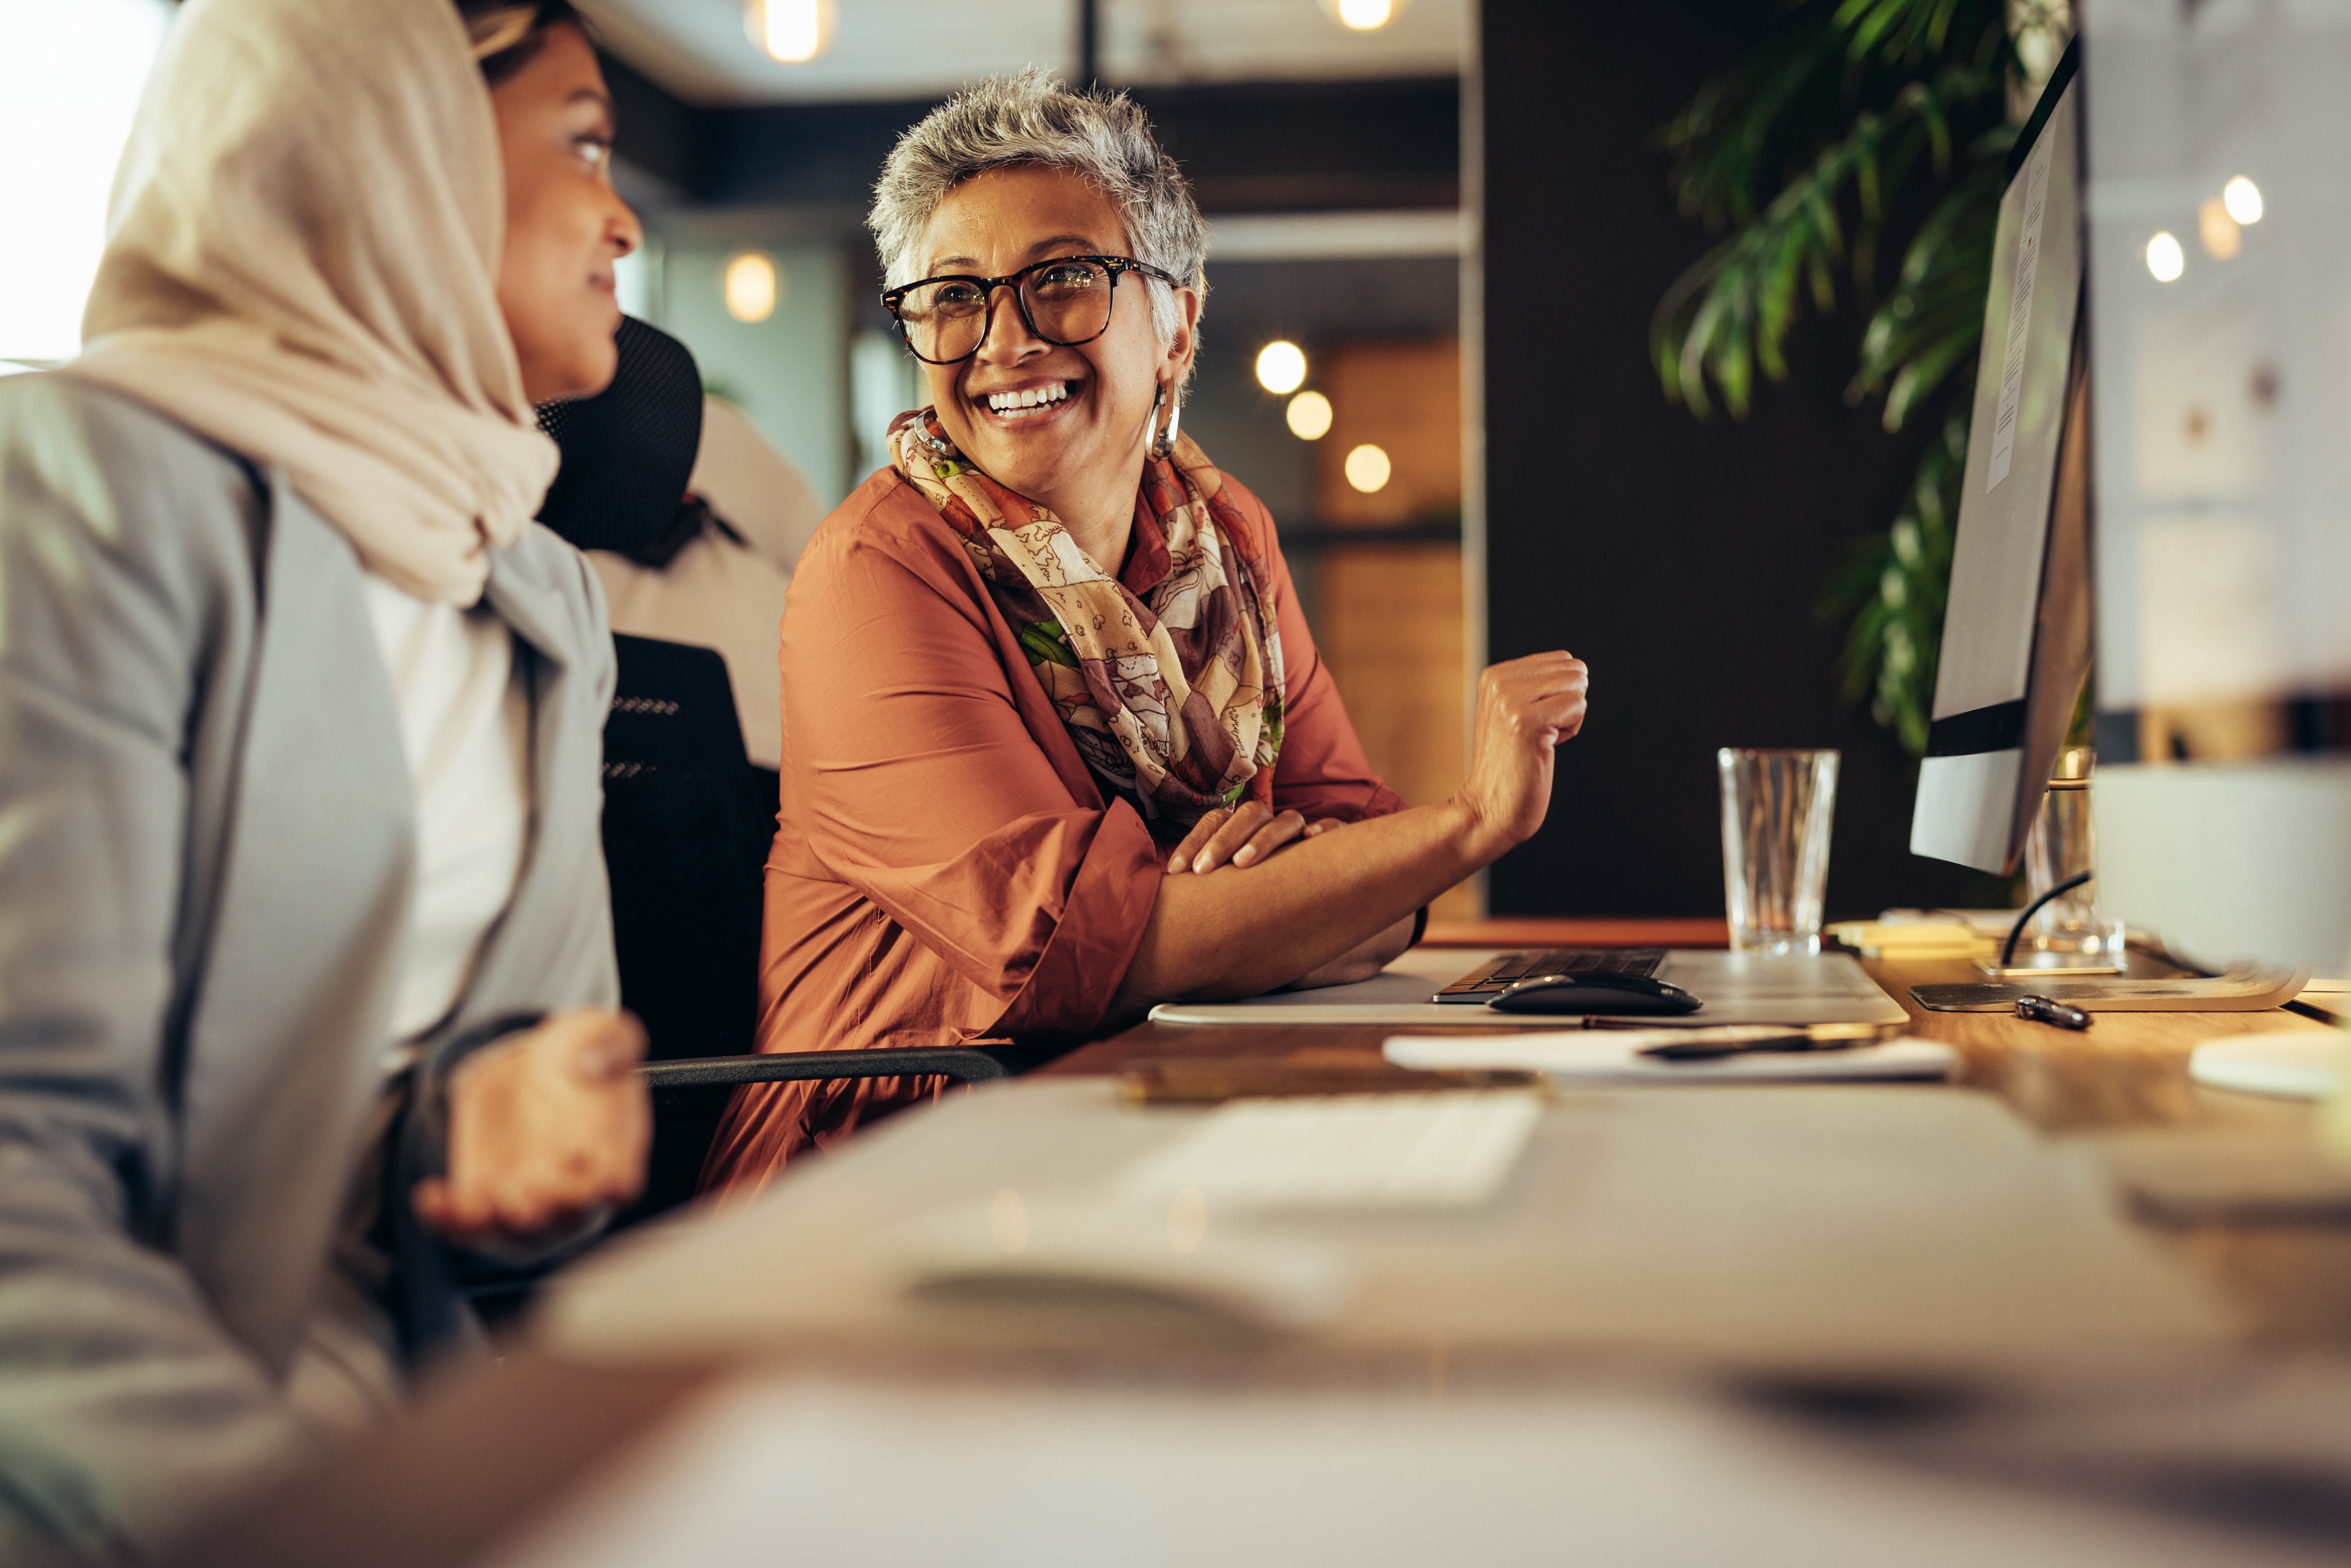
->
[880,255,1186,366]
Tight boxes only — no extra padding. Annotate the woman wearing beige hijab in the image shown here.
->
[0,0,652,1556]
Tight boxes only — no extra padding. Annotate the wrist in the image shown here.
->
[436,1010,548,1093]
[447,1028,529,1099]
[1438,795,1508,871]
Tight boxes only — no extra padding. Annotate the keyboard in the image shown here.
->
[1118,1092,1543,1209]
[1432,946,1668,1005]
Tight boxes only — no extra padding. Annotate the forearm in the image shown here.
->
[1282,913,1418,991]
[1114,800,1483,1008]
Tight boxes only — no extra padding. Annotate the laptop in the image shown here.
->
[1147,945,1909,1028]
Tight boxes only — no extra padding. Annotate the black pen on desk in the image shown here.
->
[1636,1022,1899,1062]
[2015,994,2093,1030]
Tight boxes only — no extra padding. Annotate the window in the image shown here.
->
[0,0,172,366]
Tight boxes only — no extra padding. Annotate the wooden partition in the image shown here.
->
[1307,339,1475,919]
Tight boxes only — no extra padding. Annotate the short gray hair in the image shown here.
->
[870,68,1209,348]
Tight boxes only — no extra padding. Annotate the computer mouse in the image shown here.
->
[1488,972,1704,1016]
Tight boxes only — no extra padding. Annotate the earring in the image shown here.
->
[913,410,955,456]
[1149,386,1183,462]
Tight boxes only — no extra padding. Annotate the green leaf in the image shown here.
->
[1017,620,1078,669]
[1881,328,1980,430]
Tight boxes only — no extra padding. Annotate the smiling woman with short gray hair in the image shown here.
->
[703,71,1589,1197]
[869,67,1209,348]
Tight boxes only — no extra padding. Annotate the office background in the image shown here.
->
[1479,0,1985,918]
[3,0,1996,921]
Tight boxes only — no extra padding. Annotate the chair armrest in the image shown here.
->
[641,1047,1014,1090]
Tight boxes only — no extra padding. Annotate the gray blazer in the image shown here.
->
[0,377,620,1561]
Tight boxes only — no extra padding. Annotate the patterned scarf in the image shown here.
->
[888,409,1286,829]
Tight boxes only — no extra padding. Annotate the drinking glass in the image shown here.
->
[2016,744,2127,964]
[2024,745,2096,937]
[1717,748,1840,956]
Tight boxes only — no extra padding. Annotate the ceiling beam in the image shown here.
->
[1077,0,1100,90]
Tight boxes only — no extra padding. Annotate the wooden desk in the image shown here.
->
[1047,917,2323,1129]
[1421,915,1731,949]
[168,918,2351,1568]
[1044,919,2351,1349]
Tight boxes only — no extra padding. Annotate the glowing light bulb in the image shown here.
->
[1286,390,1333,440]
[2224,176,2264,226]
[1337,0,1395,26]
[746,0,830,64]
[1255,340,1307,394]
[724,251,778,321]
[2145,231,2185,283]
[1344,443,1391,493]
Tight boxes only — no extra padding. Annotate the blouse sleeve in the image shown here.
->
[1243,495,1411,825]
[778,519,1162,1037]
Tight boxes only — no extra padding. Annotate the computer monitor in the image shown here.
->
[1908,50,2088,876]
[2080,10,2351,975]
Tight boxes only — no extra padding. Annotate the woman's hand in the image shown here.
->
[413,1008,650,1252]
[1165,801,1338,876]
[1449,651,1589,863]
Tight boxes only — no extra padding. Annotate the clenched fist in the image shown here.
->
[1450,651,1589,863]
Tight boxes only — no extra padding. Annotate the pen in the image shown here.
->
[2014,993,2093,1030]
[1636,1022,1899,1062]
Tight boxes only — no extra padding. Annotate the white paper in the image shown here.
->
[1383,1032,1960,1083]
[1986,131,2055,492]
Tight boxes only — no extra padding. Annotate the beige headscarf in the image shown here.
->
[61,0,557,606]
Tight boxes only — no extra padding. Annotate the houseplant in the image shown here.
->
[1651,0,2072,755]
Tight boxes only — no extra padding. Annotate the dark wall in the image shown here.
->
[1479,0,1986,920]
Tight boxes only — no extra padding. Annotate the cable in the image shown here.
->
[2002,870,2094,968]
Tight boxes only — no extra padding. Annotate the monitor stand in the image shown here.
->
[1911,969,2308,1014]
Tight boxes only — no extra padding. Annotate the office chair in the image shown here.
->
[600,634,1013,1218]
[527,325,1014,1223]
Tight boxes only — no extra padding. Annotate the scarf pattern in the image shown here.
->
[888,410,1285,828]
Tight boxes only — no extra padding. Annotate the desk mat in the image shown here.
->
[1912,969,2307,1012]
[1150,949,1910,1028]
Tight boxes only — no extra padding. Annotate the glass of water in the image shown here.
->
[1717,748,1840,956]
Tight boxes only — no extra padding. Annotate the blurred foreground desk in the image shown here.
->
[168,918,2351,1568]
[1050,918,2351,1348]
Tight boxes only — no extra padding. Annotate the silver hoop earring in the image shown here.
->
[913,412,955,456]
[1149,387,1182,462]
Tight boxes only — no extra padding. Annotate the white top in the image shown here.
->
[363,575,532,1043]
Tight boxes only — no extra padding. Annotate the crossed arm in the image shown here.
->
[1111,652,1590,1010]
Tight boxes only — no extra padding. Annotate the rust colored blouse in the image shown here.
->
[699,466,1406,1199]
